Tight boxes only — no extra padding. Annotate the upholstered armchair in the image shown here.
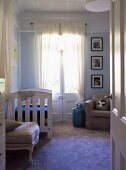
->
[85,93,110,131]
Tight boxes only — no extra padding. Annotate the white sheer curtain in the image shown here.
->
[1,0,14,118]
[0,0,4,77]
[3,0,14,95]
[0,0,4,49]
[61,23,85,100]
[35,22,85,100]
[34,23,59,89]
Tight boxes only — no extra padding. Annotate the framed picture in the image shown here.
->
[91,56,103,70]
[91,74,103,88]
[91,37,103,51]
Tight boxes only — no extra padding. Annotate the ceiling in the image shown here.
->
[14,0,87,14]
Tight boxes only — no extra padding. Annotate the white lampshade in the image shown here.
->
[85,0,110,12]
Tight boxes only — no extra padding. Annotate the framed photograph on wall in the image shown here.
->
[91,56,103,70]
[91,74,103,88]
[91,37,103,51]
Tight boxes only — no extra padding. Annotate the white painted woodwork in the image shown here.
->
[32,97,37,123]
[14,0,86,14]
[18,99,22,121]
[25,98,30,121]
[11,89,52,139]
[0,95,5,170]
[110,0,126,169]
[40,98,45,127]
[52,93,79,123]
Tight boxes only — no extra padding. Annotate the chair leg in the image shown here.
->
[28,145,34,164]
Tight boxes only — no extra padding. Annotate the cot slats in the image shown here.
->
[25,98,30,121]
[40,97,45,127]
[11,97,15,120]
[32,97,37,123]
[10,89,52,139]
[18,99,22,122]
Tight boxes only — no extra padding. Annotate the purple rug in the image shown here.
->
[6,123,110,170]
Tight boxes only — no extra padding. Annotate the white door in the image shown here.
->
[52,51,80,123]
[110,0,126,169]
[52,93,79,123]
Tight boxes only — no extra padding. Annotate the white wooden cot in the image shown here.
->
[10,89,52,139]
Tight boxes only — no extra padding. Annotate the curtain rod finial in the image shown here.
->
[30,22,34,25]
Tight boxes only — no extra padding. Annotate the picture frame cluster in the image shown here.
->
[91,37,103,88]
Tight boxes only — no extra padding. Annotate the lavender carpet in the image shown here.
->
[6,123,110,170]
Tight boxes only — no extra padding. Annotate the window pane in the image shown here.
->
[63,51,78,93]
[47,52,60,93]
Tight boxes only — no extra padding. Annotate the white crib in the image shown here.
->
[10,89,52,139]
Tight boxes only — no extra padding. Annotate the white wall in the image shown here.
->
[20,32,37,89]
[19,11,110,100]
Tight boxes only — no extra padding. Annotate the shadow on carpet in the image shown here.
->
[6,123,110,170]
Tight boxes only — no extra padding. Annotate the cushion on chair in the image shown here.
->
[95,97,110,111]
[6,122,40,144]
[6,119,22,132]
[92,93,109,101]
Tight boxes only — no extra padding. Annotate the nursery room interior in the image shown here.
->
[0,0,126,170]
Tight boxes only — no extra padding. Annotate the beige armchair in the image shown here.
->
[85,93,110,131]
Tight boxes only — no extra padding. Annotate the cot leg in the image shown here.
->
[47,131,52,139]
[47,120,52,139]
